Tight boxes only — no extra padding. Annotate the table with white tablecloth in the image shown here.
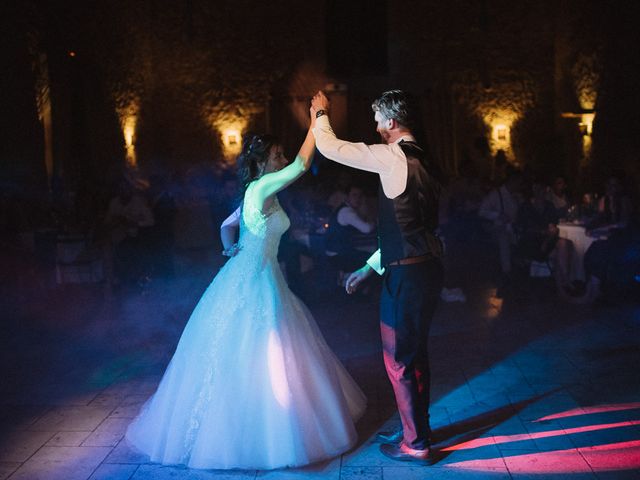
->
[557,223,601,281]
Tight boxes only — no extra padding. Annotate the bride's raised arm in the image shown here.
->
[251,125,315,208]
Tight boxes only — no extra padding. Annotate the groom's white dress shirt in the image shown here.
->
[313,115,415,274]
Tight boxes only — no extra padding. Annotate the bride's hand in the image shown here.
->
[309,106,317,129]
[311,91,330,113]
[222,243,241,257]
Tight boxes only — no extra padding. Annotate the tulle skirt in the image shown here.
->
[125,257,366,469]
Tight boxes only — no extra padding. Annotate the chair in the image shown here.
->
[55,233,104,284]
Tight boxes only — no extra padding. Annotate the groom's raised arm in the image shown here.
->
[311,93,408,199]
[312,116,394,175]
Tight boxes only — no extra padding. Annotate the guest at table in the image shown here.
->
[572,218,640,303]
[478,169,523,287]
[277,187,312,294]
[103,178,155,285]
[545,175,571,220]
[587,174,633,234]
[515,180,573,293]
[437,158,484,302]
[515,181,559,260]
[325,184,376,273]
[566,176,636,302]
[325,170,352,211]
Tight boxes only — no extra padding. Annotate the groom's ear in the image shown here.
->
[388,118,398,130]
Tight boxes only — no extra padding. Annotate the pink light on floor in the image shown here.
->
[578,440,640,471]
[447,446,586,473]
[442,402,640,473]
[448,441,640,473]
[443,420,640,451]
[535,402,640,421]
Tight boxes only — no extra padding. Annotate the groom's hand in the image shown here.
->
[345,264,373,294]
[311,91,330,115]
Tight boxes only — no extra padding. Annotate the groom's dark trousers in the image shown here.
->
[380,256,444,450]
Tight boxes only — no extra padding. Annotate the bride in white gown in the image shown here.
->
[125,116,366,470]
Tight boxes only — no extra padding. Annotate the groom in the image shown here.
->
[311,90,444,464]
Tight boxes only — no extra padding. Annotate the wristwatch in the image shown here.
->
[315,109,327,119]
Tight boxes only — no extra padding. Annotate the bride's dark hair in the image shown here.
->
[236,133,279,192]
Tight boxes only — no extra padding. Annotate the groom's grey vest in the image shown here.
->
[378,140,442,267]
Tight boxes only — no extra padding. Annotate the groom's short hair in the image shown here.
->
[371,90,418,131]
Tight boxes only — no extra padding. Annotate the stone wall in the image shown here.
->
[5,0,638,200]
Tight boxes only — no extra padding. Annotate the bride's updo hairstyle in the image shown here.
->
[236,133,279,192]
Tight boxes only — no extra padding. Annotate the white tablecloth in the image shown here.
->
[558,223,597,281]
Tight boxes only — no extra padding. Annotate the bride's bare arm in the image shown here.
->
[220,206,241,256]
[252,127,315,209]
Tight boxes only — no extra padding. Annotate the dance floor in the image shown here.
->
[1,250,639,479]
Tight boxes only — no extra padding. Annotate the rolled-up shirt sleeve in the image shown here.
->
[366,249,385,275]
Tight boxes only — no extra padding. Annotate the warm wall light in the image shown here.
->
[579,113,595,136]
[123,116,137,167]
[123,117,136,148]
[561,111,595,136]
[491,123,511,145]
[116,97,140,168]
[223,129,240,148]
[482,109,517,158]
[214,119,247,160]
[561,110,595,160]
[203,105,250,161]
[495,125,508,141]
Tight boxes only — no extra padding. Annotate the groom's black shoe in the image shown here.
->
[375,429,403,444]
[380,442,436,465]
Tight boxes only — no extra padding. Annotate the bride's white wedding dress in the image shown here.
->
[125,182,366,470]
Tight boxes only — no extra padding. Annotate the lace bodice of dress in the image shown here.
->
[239,182,290,260]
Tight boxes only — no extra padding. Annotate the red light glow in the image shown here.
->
[447,440,640,473]
[535,402,640,422]
[443,420,640,451]
[441,403,640,473]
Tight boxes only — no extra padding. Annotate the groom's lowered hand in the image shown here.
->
[345,264,373,294]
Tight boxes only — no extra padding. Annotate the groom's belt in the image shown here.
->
[387,254,433,266]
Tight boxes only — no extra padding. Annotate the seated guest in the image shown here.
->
[324,170,352,211]
[277,187,312,295]
[588,174,633,234]
[573,217,639,303]
[545,175,571,219]
[325,185,375,272]
[516,181,561,262]
[103,178,155,285]
[570,178,636,302]
[478,170,522,282]
[515,181,573,292]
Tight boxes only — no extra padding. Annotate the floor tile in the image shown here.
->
[8,446,111,480]
[29,406,115,432]
[0,430,55,462]
[0,462,21,480]
[46,431,92,447]
[88,463,139,480]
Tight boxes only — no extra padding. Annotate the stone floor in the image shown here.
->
[1,249,639,479]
